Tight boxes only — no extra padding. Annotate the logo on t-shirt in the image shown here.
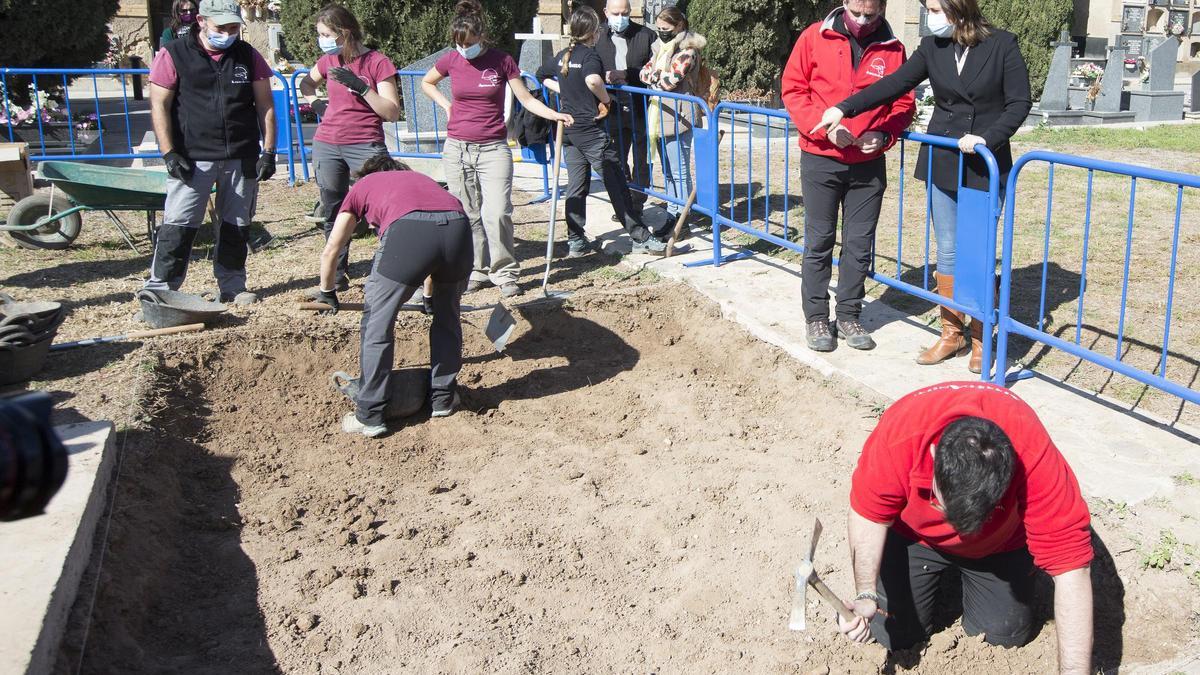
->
[867,57,887,79]
[479,68,501,87]
[232,64,250,84]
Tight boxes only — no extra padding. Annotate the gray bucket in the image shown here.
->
[331,368,430,420]
[136,290,227,329]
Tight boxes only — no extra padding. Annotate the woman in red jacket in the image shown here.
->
[781,0,915,354]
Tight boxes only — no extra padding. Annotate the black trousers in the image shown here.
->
[357,211,472,426]
[608,95,649,215]
[563,123,649,243]
[871,529,1038,650]
[800,151,886,323]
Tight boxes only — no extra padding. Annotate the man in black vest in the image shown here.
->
[595,0,654,223]
[144,0,276,305]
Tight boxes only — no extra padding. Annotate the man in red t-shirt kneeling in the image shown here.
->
[841,382,1093,674]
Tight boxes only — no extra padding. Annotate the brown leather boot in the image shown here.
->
[968,319,985,374]
[916,272,969,365]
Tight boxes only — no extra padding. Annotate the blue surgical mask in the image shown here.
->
[318,35,341,55]
[609,15,630,32]
[456,42,483,60]
[925,10,953,38]
[207,30,238,50]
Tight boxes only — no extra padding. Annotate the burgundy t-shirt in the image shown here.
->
[434,48,520,143]
[313,50,397,145]
[339,171,465,236]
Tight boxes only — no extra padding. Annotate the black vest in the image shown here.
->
[164,37,261,160]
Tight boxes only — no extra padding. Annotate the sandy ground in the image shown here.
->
[1,179,1197,673]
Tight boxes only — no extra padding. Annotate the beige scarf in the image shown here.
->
[646,33,686,154]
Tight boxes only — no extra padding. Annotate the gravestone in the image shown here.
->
[400,48,453,134]
[1128,37,1185,121]
[1093,47,1126,112]
[515,18,559,78]
[1192,70,1200,112]
[1040,29,1074,111]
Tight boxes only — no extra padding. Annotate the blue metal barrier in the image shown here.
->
[994,152,1200,405]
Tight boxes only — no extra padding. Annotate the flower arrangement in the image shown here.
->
[0,93,69,128]
[1071,63,1104,81]
[74,112,99,131]
[296,102,319,123]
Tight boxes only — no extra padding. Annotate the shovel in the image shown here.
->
[296,301,516,353]
[49,323,207,351]
[540,119,572,302]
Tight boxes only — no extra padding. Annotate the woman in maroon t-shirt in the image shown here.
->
[420,0,571,298]
[314,155,472,438]
[298,4,400,292]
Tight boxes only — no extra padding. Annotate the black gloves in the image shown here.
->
[328,66,369,97]
[163,150,193,181]
[256,152,276,182]
[311,99,329,118]
[314,288,339,314]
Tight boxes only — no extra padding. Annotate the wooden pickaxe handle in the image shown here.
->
[810,574,857,623]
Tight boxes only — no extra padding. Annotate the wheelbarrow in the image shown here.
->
[1,161,173,252]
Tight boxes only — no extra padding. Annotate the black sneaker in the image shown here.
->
[835,319,877,351]
[806,320,835,352]
[431,391,461,418]
[567,237,595,258]
[465,279,488,294]
[630,236,667,255]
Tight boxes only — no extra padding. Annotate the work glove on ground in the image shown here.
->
[256,151,276,182]
[314,289,339,314]
[163,151,193,181]
[328,67,369,97]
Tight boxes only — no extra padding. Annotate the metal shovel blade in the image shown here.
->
[484,304,517,352]
[789,560,814,631]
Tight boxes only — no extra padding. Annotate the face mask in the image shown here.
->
[180,11,195,23]
[657,29,676,43]
[925,10,953,38]
[206,28,238,50]
[843,8,881,40]
[318,35,341,55]
[456,42,483,60]
[609,15,630,32]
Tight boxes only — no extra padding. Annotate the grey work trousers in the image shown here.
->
[441,138,518,286]
[312,140,389,279]
[145,157,258,297]
[356,211,472,426]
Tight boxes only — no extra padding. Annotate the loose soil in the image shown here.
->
[1,178,1196,673]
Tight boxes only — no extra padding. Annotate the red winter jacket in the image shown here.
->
[782,9,915,164]
[849,382,1093,576]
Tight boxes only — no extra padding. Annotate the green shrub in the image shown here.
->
[981,0,1073,102]
[0,0,121,105]
[687,0,825,96]
[281,0,536,70]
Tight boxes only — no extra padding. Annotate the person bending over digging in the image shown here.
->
[313,155,471,438]
[839,382,1093,674]
[537,5,667,256]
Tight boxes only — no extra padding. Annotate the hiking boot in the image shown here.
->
[835,318,877,351]
[806,320,835,352]
[567,237,595,258]
[220,291,259,305]
[630,236,667,255]
[431,391,461,418]
[304,201,326,224]
[341,412,387,438]
[465,279,488,294]
[305,275,350,300]
[500,282,524,298]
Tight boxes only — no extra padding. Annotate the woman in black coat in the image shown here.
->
[811,0,1031,374]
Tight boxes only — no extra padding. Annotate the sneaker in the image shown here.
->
[304,275,349,300]
[835,319,877,351]
[304,202,326,224]
[431,391,461,418]
[465,279,488,294]
[567,237,595,258]
[341,412,387,438]
[220,291,259,305]
[806,320,836,352]
[499,282,524,298]
[630,236,667,255]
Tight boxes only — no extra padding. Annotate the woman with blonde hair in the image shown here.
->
[812,0,1031,374]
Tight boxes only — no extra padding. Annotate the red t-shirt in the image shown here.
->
[339,170,465,236]
[850,382,1093,576]
[313,50,397,145]
[148,43,273,89]
[435,48,520,143]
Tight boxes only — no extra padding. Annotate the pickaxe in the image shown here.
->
[788,518,857,631]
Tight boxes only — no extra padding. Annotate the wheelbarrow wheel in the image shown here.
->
[5,193,82,250]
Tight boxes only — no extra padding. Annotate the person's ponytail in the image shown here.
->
[560,5,600,77]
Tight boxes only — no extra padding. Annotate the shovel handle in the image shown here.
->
[296,302,365,312]
[125,323,207,340]
[810,575,857,623]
